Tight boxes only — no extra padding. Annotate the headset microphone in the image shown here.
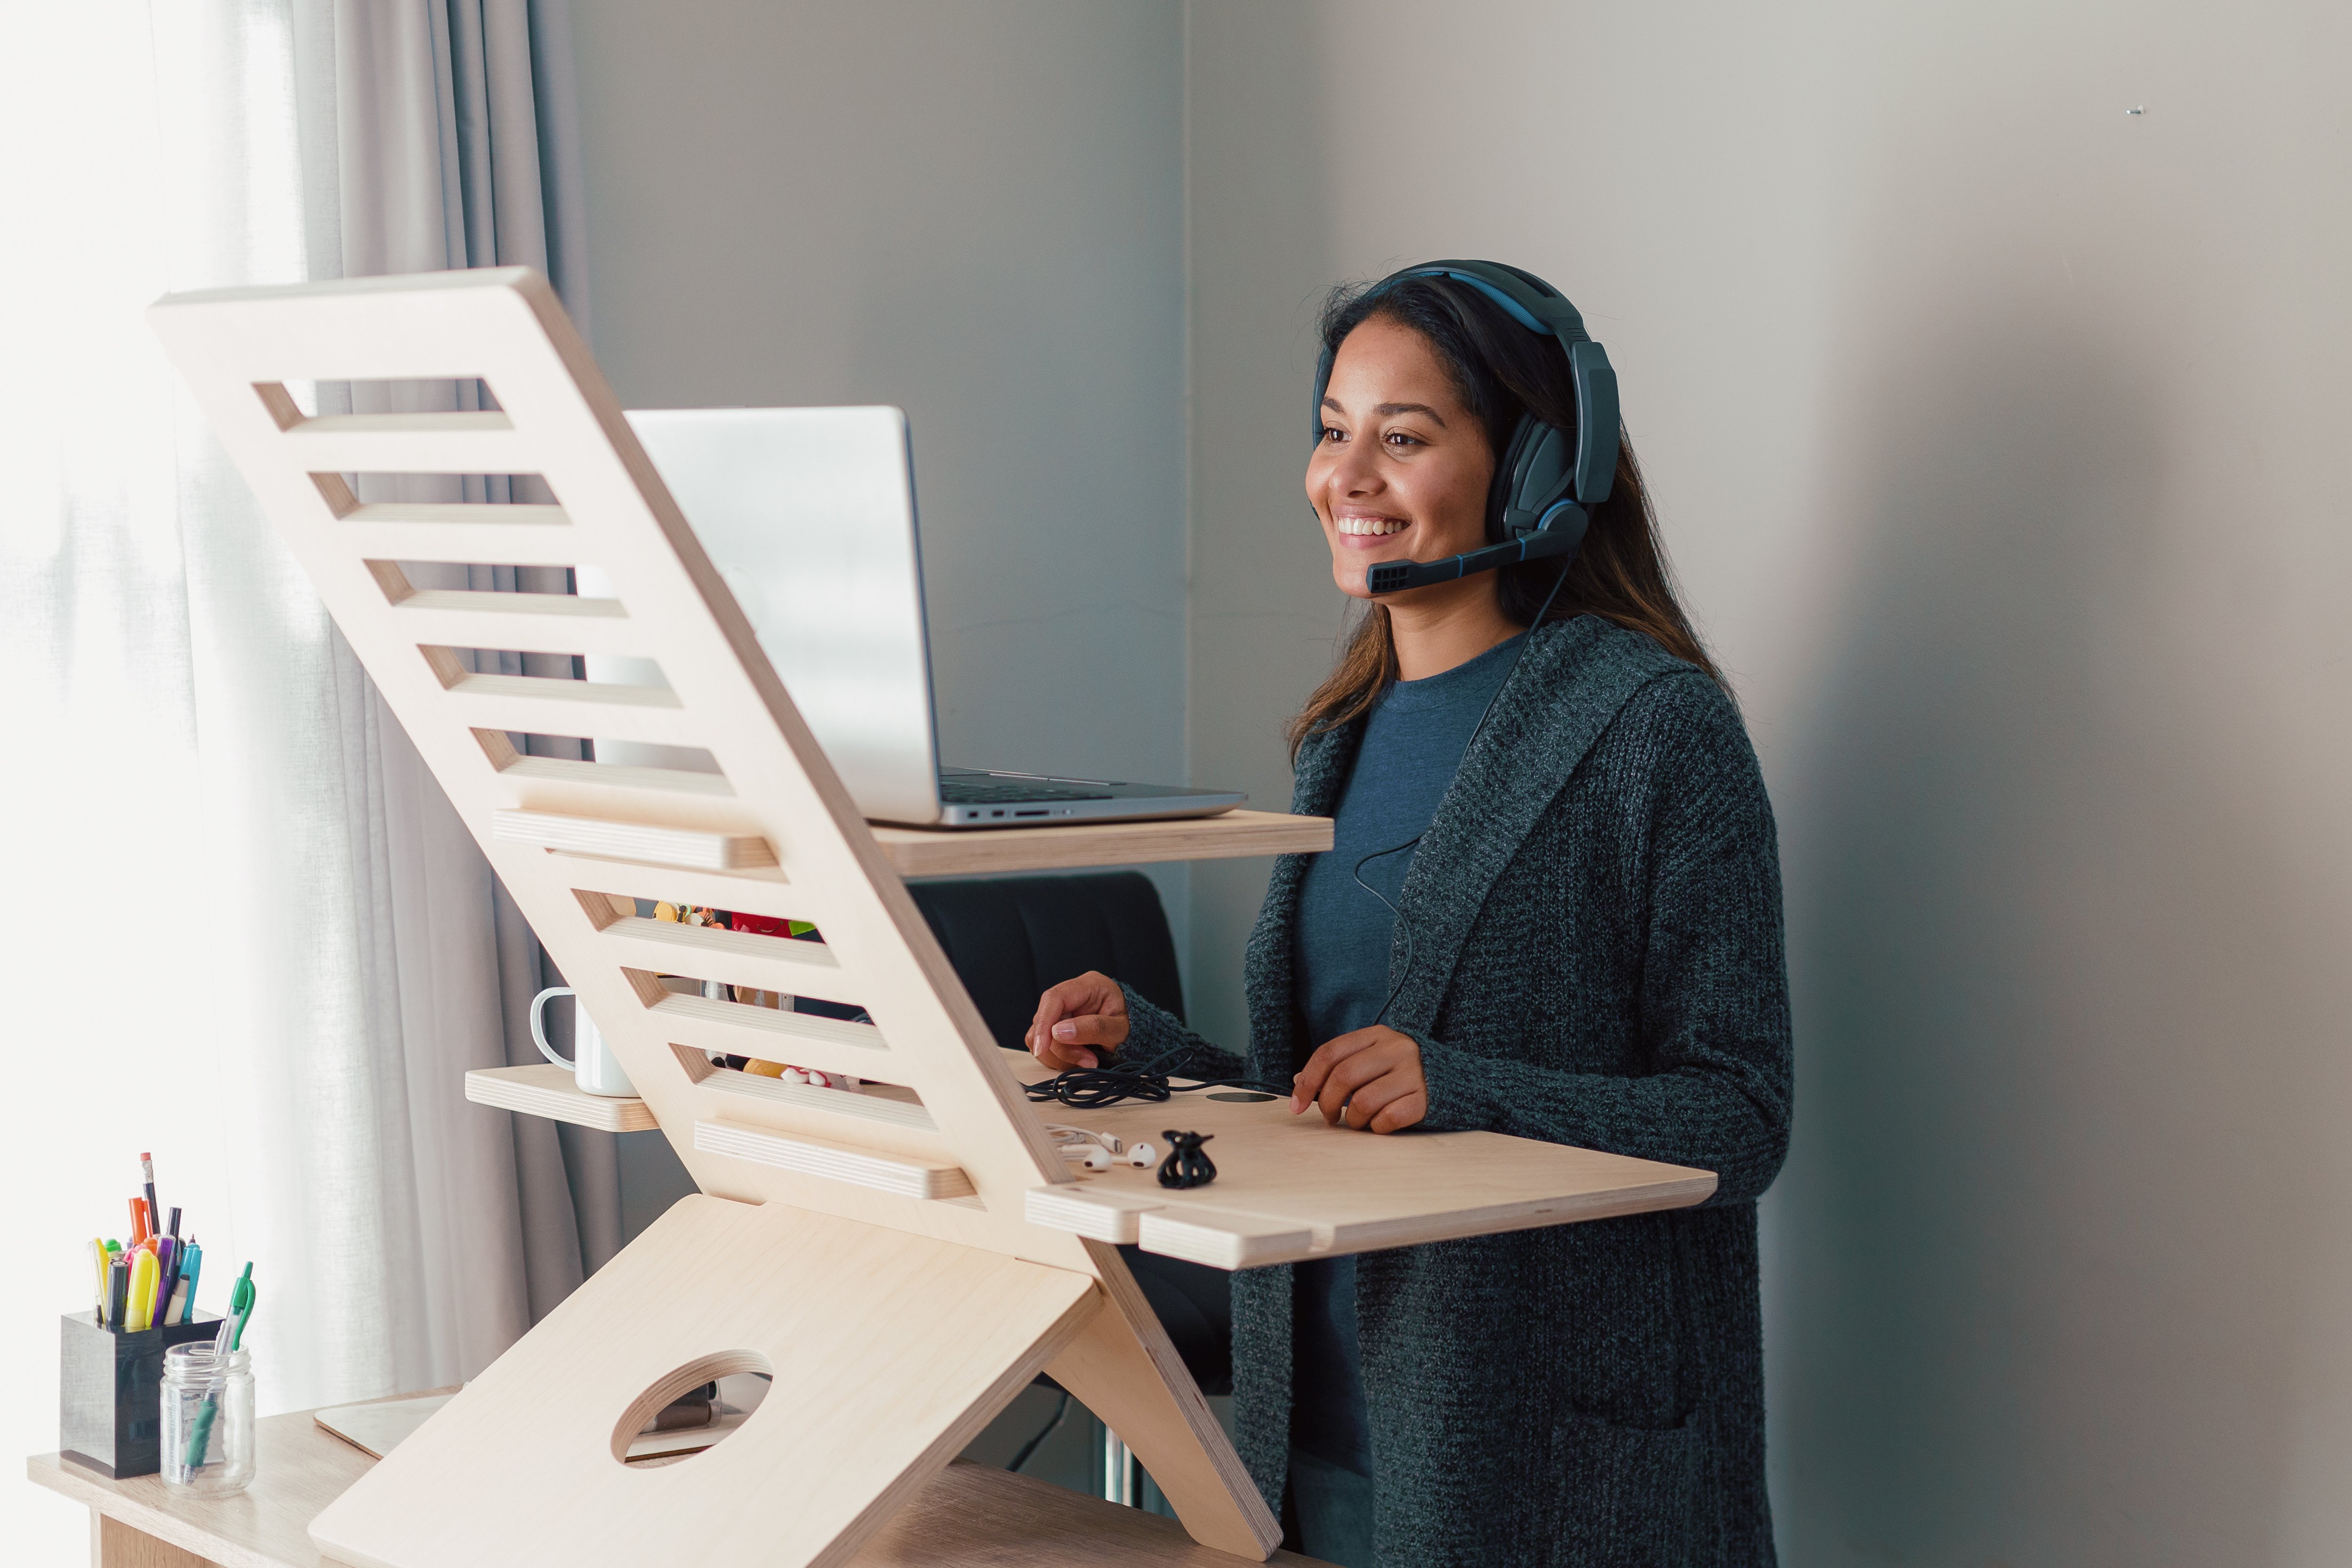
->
[1364,503,1587,594]
[1314,261,1619,596]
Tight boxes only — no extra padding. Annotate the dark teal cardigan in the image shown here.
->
[1120,615,1791,1567]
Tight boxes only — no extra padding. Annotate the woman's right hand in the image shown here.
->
[1026,970,1129,1071]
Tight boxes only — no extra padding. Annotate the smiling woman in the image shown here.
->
[1028,263,1792,1567]
[1293,273,1718,744]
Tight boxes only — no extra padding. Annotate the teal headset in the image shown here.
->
[1312,260,1620,594]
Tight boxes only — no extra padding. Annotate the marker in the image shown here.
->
[126,1249,159,1332]
[177,1242,203,1324]
[106,1254,130,1328]
[167,1206,182,1241]
[166,1278,190,1326]
[90,1240,110,1322]
[128,1198,148,1245]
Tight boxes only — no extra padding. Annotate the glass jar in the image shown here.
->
[160,1343,254,1494]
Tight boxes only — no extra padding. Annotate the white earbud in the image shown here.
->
[1125,1141,1158,1169]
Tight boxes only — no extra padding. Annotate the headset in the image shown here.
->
[1311,259,1620,595]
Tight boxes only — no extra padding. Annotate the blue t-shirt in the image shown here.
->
[1287,634,1523,1476]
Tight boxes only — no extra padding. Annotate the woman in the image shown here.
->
[1027,263,1791,1567]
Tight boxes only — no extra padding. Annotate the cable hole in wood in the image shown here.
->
[610,1351,771,1466]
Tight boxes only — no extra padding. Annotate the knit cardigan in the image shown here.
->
[1119,615,1791,1568]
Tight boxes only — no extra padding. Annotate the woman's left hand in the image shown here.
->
[1291,1027,1427,1132]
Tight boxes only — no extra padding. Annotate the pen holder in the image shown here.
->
[161,1343,255,1495]
[59,1310,222,1478]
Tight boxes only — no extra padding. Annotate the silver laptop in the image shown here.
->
[601,406,1244,829]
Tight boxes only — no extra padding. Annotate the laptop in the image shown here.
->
[600,406,1245,830]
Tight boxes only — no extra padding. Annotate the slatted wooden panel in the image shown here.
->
[148,269,1281,1567]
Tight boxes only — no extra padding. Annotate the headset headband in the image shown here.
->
[1393,260,1592,344]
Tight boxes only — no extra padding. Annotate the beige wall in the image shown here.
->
[567,1,2352,1555]
[569,0,1189,859]
[563,0,1194,1238]
[1187,1,2352,1561]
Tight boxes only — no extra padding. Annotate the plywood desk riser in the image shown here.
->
[144,267,1717,1568]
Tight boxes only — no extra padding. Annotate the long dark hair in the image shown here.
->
[1288,272,1720,754]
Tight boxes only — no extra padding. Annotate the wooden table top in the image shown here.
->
[29,1403,1321,1568]
[871,809,1331,878]
[1014,1055,1717,1269]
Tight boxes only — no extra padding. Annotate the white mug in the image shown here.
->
[530,987,638,1098]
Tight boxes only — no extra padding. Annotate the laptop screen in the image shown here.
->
[613,406,943,825]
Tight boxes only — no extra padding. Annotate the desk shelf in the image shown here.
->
[463,1065,658,1132]
[1012,1058,1714,1269]
[873,808,1330,878]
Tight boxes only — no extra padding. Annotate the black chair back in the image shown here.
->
[907,871,1184,1049]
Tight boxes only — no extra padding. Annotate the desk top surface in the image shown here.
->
[29,1402,1321,1568]
[873,808,1331,878]
[1015,1056,1717,1268]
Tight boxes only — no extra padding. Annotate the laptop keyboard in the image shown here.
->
[939,778,1115,804]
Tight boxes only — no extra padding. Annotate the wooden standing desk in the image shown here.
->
[27,1406,1330,1568]
[143,267,1717,1568]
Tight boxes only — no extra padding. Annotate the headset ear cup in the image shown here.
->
[1491,416,1541,538]
[1501,420,1574,534]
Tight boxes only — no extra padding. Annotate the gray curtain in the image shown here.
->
[292,0,621,1323]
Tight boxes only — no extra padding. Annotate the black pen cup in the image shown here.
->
[59,1310,223,1478]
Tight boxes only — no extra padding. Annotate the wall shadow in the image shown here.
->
[1772,300,2331,1564]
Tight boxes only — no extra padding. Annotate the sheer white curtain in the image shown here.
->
[289,0,620,1331]
[0,4,597,1561]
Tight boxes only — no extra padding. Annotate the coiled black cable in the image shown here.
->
[1023,1045,1290,1110]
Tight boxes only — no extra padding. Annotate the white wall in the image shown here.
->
[1186,2,2352,1562]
